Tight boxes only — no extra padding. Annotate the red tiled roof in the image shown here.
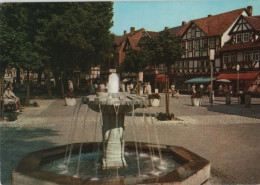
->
[216,72,259,80]
[147,31,159,38]
[169,25,185,35]
[114,35,127,45]
[219,39,260,52]
[125,28,145,50]
[180,8,246,37]
[244,16,260,31]
[253,15,260,19]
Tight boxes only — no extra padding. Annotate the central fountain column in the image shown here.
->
[102,111,126,169]
[82,73,143,169]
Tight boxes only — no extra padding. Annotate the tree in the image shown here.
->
[143,30,185,116]
[35,2,114,95]
[122,49,152,93]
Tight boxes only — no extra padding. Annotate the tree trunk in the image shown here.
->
[0,74,4,121]
[165,65,170,116]
[44,66,52,96]
[37,71,42,85]
[16,68,21,84]
[26,70,30,105]
[60,72,64,97]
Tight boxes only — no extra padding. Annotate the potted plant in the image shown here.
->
[148,93,161,107]
[191,92,203,106]
[63,91,77,106]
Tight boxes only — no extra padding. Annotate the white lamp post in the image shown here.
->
[209,49,215,107]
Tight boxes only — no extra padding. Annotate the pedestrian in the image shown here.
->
[146,82,152,95]
[120,83,125,92]
[171,84,175,97]
[68,80,73,92]
[100,82,106,92]
[192,84,196,94]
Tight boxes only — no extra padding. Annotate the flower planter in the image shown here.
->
[149,99,160,107]
[65,98,76,106]
[191,98,202,107]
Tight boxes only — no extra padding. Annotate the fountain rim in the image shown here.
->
[12,142,210,185]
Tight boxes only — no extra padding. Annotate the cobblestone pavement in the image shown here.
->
[0,95,260,185]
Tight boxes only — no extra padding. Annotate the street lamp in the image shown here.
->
[209,49,215,107]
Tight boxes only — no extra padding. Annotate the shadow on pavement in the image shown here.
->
[1,127,59,185]
[201,103,260,119]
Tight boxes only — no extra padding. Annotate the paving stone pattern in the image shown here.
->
[0,95,260,185]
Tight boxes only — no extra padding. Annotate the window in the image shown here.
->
[253,51,259,61]
[180,61,183,69]
[195,40,200,50]
[191,27,196,38]
[188,41,193,51]
[243,33,250,42]
[231,54,236,62]
[184,61,188,68]
[236,34,242,43]
[201,39,208,48]
[182,42,186,49]
[224,54,229,63]
[210,38,216,49]
[245,52,251,61]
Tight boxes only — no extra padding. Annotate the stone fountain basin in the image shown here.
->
[82,93,144,113]
[12,142,210,185]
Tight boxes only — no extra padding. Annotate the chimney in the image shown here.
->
[182,21,187,26]
[130,27,135,34]
[123,30,127,36]
[247,6,252,16]
[208,14,212,17]
[165,26,169,30]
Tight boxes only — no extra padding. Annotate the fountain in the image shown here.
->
[12,73,210,185]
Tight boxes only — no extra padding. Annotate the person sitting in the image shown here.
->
[3,86,22,112]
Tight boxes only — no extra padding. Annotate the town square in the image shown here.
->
[0,1,260,185]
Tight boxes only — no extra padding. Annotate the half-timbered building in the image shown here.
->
[217,14,260,92]
[173,7,251,90]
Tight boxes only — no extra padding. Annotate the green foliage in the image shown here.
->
[0,2,114,77]
[0,3,43,74]
[122,50,150,73]
[142,30,185,69]
[156,112,174,121]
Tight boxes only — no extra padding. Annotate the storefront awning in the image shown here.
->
[184,77,215,84]
[216,72,259,80]
[155,74,166,82]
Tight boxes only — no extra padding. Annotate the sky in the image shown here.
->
[111,0,260,35]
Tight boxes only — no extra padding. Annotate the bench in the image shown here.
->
[4,101,17,112]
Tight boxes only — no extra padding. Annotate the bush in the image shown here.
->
[156,112,174,121]
[148,93,161,99]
